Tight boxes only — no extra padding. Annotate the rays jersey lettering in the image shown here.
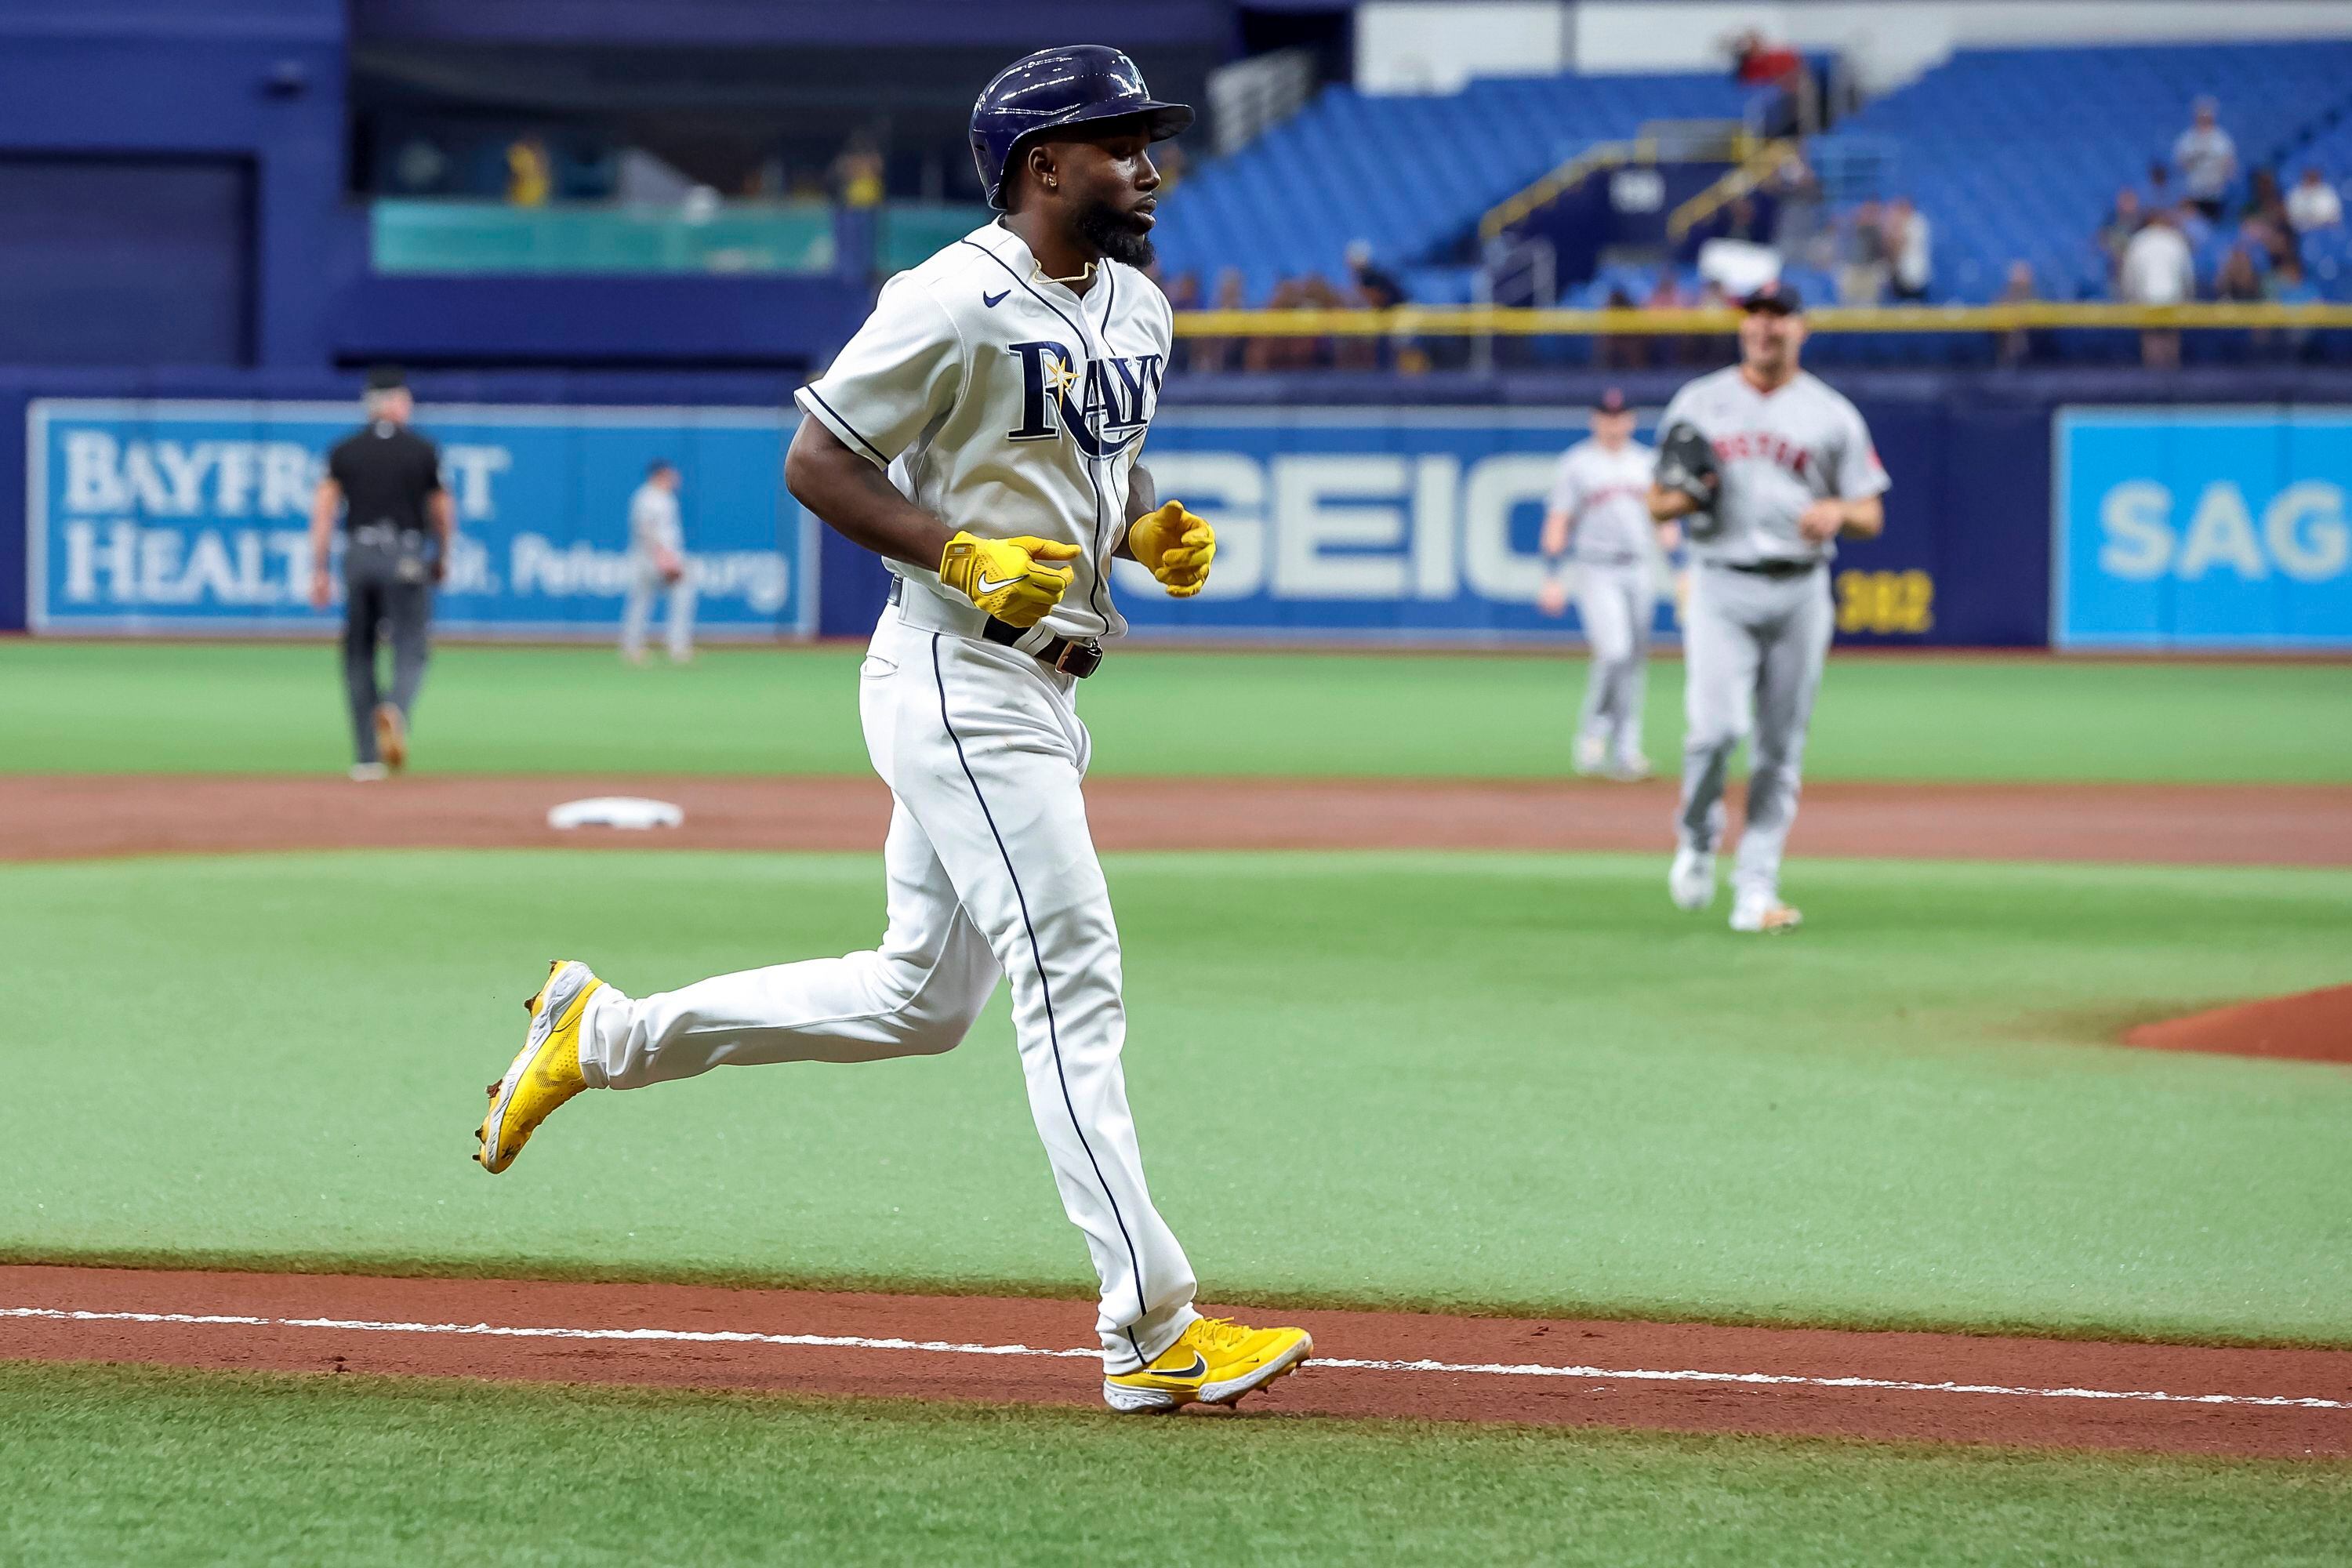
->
[792,220,1177,643]
[1656,366,1889,567]
[1005,341,1166,455]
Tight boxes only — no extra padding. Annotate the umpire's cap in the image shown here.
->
[970,45,1193,212]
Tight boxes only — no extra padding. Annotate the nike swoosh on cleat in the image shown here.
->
[1140,1352,1207,1381]
[982,289,1009,308]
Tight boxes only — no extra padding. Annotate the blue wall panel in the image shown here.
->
[0,158,254,366]
[2055,408,2352,649]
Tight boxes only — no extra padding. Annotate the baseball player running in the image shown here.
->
[472,46,1312,1415]
[1537,387,1665,780]
[1649,281,1887,931]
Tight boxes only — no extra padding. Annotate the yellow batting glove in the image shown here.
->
[1126,500,1216,598]
[938,532,1081,629]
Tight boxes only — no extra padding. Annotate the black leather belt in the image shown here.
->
[1721,558,1822,579]
[889,578,1104,678]
[981,616,1104,677]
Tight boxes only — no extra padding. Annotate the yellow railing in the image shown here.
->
[1667,139,1802,242]
[1171,301,2352,338]
[1478,121,1759,244]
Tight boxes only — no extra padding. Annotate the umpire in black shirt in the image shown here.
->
[307,367,454,780]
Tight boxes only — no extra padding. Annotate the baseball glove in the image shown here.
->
[1654,422,1722,540]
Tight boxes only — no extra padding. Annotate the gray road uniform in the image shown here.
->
[1548,437,1657,768]
[620,481,695,662]
[1657,367,1889,901]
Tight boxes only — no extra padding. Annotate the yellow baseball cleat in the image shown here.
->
[1103,1316,1314,1414]
[474,960,602,1174]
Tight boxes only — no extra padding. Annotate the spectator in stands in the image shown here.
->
[2243,169,2288,229]
[2098,187,2145,288]
[1767,154,1829,266]
[1599,283,1649,371]
[1192,267,1246,374]
[2172,98,2238,224]
[1163,270,1201,372]
[1692,278,1734,365]
[2268,251,2319,303]
[2263,252,2321,361]
[505,136,551,206]
[831,133,885,209]
[2119,206,2195,368]
[2145,160,2175,215]
[1726,28,1809,137]
[1885,197,1932,303]
[2288,168,2344,234]
[1345,241,1407,309]
[1837,200,1889,305]
[2214,245,2263,303]
[1996,261,2039,368]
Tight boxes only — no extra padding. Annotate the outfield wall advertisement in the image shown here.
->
[26,400,813,637]
[2055,407,2352,649]
[1112,408,1968,645]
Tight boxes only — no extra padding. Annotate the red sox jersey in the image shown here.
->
[1656,367,1889,566]
[1547,438,1657,564]
[793,219,1172,642]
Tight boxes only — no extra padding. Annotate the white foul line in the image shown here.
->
[4,1306,2346,1413]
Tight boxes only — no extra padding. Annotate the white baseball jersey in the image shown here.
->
[793,219,1172,641]
[628,481,682,556]
[1657,367,1888,566]
[1548,438,1657,563]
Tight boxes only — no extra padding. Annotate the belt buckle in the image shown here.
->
[1052,638,1103,679]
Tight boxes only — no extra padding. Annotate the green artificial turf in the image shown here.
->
[2,639,2347,781]
[4,850,2350,1345]
[5,1363,2348,1567]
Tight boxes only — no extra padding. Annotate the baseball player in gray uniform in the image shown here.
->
[1649,281,1887,932]
[1537,387,1666,780]
[619,459,695,664]
[470,45,1313,1416]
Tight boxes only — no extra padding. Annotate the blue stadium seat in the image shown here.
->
[1153,71,1751,302]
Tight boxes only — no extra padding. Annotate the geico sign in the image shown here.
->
[2098,479,2349,583]
[1120,452,1559,602]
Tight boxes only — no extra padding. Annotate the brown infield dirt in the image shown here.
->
[7,772,2352,866]
[5,1265,2349,1458]
[5,772,2349,1455]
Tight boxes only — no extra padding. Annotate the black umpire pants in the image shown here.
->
[342,561,433,765]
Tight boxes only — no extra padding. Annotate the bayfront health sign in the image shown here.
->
[27,401,812,637]
[2054,407,2352,649]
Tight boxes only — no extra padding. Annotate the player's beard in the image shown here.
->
[1076,197,1156,269]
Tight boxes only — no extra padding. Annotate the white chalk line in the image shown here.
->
[5,1306,2346,1413]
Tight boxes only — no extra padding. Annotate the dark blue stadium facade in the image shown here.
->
[2,2,2349,646]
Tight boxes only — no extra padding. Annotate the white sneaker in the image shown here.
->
[349,763,388,782]
[1730,892,1802,933]
[1608,752,1652,782]
[1573,734,1609,776]
[1668,846,1717,910]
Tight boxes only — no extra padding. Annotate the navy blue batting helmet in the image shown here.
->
[970,45,1194,212]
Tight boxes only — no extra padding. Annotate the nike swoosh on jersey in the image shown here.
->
[982,289,1010,308]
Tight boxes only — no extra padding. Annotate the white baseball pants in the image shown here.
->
[619,554,696,662]
[1676,562,1835,901]
[1573,559,1653,765]
[577,599,1200,1370]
